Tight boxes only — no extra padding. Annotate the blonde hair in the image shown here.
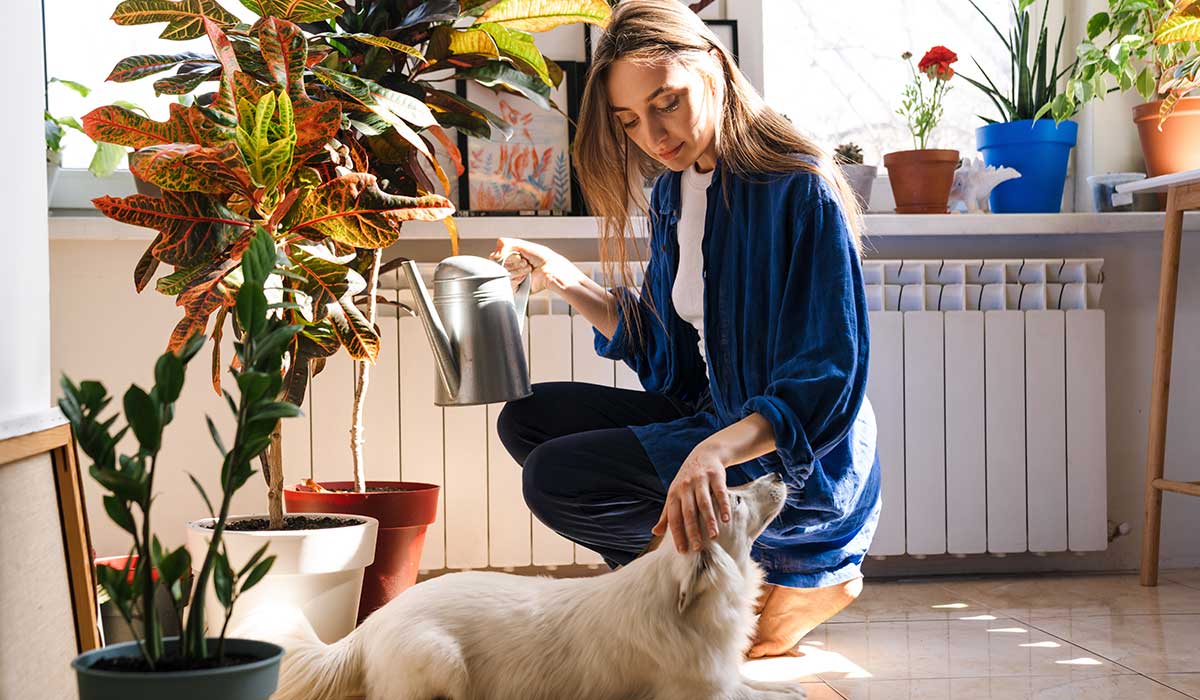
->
[575,0,865,339]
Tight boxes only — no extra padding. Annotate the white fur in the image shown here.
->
[266,475,804,700]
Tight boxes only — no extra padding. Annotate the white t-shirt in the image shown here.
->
[671,165,714,370]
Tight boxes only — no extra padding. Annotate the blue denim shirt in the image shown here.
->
[594,162,882,587]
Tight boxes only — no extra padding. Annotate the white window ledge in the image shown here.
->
[49,210,1200,242]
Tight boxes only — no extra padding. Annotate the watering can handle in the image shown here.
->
[514,273,530,334]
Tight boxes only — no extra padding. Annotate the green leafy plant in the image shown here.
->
[1058,0,1200,125]
[960,0,1076,123]
[59,228,302,668]
[834,142,864,165]
[44,79,129,177]
[897,46,958,150]
[87,0,610,498]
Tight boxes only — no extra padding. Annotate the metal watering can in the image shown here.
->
[400,256,532,407]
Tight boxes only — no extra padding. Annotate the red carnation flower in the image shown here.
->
[919,45,958,80]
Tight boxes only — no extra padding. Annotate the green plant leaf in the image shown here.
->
[476,0,611,31]
[111,0,239,40]
[107,52,214,82]
[239,0,341,22]
[187,471,216,518]
[155,351,186,402]
[239,555,275,593]
[236,543,271,579]
[1087,12,1110,41]
[313,32,425,59]
[104,494,138,534]
[213,550,234,608]
[89,142,128,178]
[288,173,455,247]
[427,26,500,62]
[399,0,460,27]
[290,245,359,319]
[92,192,248,267]
[457,61,552,110]
[154,64,221,96]
[123,384,162,451]
[477,22,551,85]
[313,67,437,129]
[49,78,91,97]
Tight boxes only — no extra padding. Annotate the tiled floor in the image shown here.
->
[741,569,1200,699]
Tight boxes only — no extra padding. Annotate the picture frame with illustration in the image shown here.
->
[455,60,587,216]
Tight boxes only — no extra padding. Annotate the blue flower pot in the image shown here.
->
[72,638,282,700]
[976,119,1078,213]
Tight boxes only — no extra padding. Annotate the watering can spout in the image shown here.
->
[400,260,461,401]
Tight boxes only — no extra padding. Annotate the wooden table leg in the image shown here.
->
[1141,187,1186,587]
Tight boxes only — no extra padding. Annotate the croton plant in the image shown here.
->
[83,0,610,518]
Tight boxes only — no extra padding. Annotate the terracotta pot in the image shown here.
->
[1133,96,1200,177]
[883,149,959,214]
[284,481,440,622]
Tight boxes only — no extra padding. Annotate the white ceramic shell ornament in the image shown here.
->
[948,157,1022,213]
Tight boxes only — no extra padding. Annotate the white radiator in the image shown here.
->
[284,258,1107,573]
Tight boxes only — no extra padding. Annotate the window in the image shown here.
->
[761,0,1021,165]
[43,1,255,171]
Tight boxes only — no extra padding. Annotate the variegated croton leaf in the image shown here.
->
[128,141,254,196]
[286,173,454,248]
[82,101,232,149]
[238,0,342,23]
[92,191,249,267]
[110,0,239,40]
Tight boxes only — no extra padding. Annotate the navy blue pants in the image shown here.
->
[496,381,694,568]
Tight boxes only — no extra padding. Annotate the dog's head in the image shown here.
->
[675,473,787,613]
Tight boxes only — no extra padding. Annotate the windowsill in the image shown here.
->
[48,209,1199,241]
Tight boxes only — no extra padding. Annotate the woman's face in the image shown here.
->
[606,55,720,172]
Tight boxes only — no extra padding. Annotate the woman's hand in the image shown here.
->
[491,238,585,295]
[652,442,732,553]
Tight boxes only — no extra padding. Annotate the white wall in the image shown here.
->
[1,0,51,423]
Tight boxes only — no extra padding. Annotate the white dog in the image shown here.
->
[268,473,803,700]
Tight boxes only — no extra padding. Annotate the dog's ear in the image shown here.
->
[677,546,714,614]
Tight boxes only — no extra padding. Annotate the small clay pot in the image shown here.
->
[883,149,960,214]
[1133,96,1200,178]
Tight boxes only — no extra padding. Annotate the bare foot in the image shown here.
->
[747,577,863,659]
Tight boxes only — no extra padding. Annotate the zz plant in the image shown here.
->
[60,228,302,668]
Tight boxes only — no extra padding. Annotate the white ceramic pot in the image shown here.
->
[185,513,378,644]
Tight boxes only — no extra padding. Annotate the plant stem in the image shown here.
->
[350,248,382,494]
[141,452,162,665]
[266,424,284,529]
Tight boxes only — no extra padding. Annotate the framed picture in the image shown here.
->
[455,60,586,216]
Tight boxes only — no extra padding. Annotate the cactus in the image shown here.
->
[835,142,864,165]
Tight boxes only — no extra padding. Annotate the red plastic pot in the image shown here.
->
[283,481,439,622]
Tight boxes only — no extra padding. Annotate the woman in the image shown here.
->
[493,0,880,659]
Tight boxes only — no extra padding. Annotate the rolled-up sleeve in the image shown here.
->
[740,185,868,489]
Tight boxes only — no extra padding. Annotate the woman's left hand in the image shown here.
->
[652,443,731,553]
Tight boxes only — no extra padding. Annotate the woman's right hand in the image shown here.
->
[491,238,584,295]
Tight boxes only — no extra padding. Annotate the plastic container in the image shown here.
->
[1087,173,1145,212]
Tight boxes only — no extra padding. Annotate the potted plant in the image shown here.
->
[834,142,876,209]
[1054,0,1200,176]
[44,79,127,200]
[884,46,960,213]
[959,0,1078,213]
[62,230,297,699]
[86,0,609,621]
[79,15,451,640]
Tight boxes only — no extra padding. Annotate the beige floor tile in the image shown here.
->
[1031,614,1200,675]
[828,581,992,623]
[798,682,848,699]
[1151,673,1200,699]
[794,616,1124,681]
[828,674,1191,700]
[1165,570,1200,591]
[935,574,1200,621]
